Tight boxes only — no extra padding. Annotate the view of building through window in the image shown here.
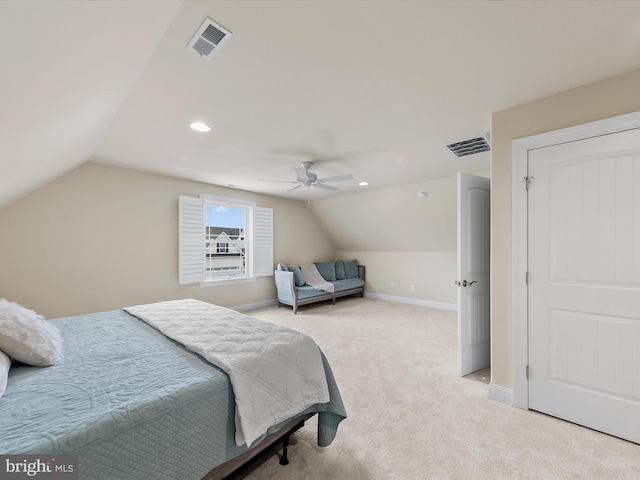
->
[205,203,246,280]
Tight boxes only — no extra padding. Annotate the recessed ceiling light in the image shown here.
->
[190,121,211,132]
[358,181,369,186]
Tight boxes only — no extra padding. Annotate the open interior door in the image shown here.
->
[457,172,491,376]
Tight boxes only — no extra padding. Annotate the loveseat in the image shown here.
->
[274,260,365,314]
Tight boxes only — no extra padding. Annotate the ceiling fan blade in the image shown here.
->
[287,184,303,192]
[294,167,312,182]
[313,183,338,191]
[317,174,354,183]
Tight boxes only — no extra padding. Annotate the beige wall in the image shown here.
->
[0,162,335,318]
[491,68,640,390]
[309,175,462,306]
[337,250,457,305]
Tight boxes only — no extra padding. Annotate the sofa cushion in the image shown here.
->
[288,265,306,287]
[315,262,337,281]
[296,286,332,301]
[335,261,346,280]
[332,278,364,291]
[276,263,288,271]
[344,259,359,279]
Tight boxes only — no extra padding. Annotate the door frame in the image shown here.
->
[511,110,640,410]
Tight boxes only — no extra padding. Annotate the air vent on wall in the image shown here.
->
[187,17,232,60]
[443,134,491,158]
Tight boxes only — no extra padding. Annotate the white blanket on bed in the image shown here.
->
[124,298,329,448]
[301,264,335,293]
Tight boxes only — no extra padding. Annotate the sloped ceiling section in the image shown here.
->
[3,1,640,208]
[93,0,640,202]
[0,0,183,209]
[309,175,458,253]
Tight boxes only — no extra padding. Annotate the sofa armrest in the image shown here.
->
[274,270,296,305]
[358,265,366,282]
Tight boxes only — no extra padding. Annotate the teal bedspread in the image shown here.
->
[0,310,346,479]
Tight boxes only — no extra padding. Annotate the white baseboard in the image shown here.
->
[232,299,278,312]
[364,292,458,312]
[489,383,513,405]
[234,295,457,313]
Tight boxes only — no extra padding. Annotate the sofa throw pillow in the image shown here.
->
[288,265,306,287]
[0,299,63,367]
[0,350,9,400]
[344,259,359,279]
[335,261,346,280]
[315,262,337,281]
[276,263,288,271]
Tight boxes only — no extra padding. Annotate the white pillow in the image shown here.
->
[0,350,9,399]
[0,299,63,366]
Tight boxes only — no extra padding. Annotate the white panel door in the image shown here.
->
[457,173,491,376]
[528,128,640,443]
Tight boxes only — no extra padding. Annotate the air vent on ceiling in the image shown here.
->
[443,134,491,158]
[187,17,232,60]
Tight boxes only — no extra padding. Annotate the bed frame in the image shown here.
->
[202,413,314,479]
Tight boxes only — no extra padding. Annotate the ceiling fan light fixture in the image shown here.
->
[190,121,211,132]
[260,161,353,193]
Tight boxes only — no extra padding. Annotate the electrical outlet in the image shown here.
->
[390,281,395,288]
[410,284,415,290]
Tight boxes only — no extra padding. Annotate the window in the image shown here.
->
[205,203,246,280]
[179,195,273,286]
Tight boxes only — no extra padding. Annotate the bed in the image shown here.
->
[0,299,347,479]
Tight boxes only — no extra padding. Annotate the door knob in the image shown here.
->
[455,280,477,287]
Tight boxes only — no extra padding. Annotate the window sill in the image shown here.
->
[199,276,257,288]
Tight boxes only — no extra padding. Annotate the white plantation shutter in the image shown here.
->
[253,207,273,277]
[179,195,205,284]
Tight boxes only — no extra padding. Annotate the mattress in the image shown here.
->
[0,310,346,479]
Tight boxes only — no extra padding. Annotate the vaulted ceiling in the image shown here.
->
[2,0,640,208]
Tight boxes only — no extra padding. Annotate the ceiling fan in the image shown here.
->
[261,161,354,192]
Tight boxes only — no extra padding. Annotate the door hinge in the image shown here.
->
[526,365,529,379]
[523,176,534,190]
[525,271,529,285]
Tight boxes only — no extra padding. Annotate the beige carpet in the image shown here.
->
[235,297,640,480]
